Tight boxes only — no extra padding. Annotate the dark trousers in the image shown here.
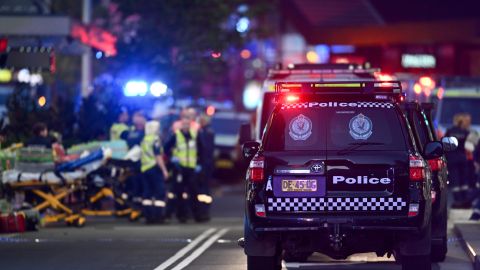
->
[174,167,198,221]
[448,161,468,203]
[142,167,166,222]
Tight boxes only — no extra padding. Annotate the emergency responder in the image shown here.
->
[195,114,215,222]
[110,107,130,141]
[172,107,200,132]
[141,121,169,223]
[445,113,471,208]
[164,115,203,222]
[25,122,55,148]
[121,111,147,220]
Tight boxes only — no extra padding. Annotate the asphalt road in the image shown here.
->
[0,184,474,270]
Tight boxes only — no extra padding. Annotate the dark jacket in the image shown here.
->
[198,125,215,168]
[445,126,469,164]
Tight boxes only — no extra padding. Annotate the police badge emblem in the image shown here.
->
[349,113,373,140]
[289,114,312,141]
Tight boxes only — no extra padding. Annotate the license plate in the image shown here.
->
[281,179,317,192]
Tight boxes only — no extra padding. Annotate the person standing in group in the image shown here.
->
[25,122,55,148]
[445,113,471,208]
[195,114,215,222]
[140,121,169,223]
[121,110,147,220]
[172,107,200,132]
[110,107,131,141]
[471,130,480,220]
[164,113,203,223]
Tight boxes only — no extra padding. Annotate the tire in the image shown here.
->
[431,237,447,262]
[247,255,281,270]
[402,255,431,270]
[431,192,448,262]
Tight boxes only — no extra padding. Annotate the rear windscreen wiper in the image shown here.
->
[337,142,385,155]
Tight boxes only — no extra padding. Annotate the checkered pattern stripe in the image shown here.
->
[280,102,394,110]
[267,197,406,212]
[355,102,394,108]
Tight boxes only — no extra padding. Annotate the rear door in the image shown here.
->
[263,100,410,215]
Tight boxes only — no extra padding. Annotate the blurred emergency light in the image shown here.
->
[306,51,319,63]
[206,105,215,116]
[419,76,435,89]
[413,83,422,95]
[286,95,299,102]
[150,81,168,97]
[243,81,262,110]
[0,38,7,52]
[124,80,147,97]
[211,52,222,59]
[374,72,394,81]
[437,87,444,99]
[38,96,46,107]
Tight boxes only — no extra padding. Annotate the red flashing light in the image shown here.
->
[286,95,299,103]
[428,158,444,172]
[211,51,222,58]
[206,105,215,116]
[374,72,394,81]
[0,38,7,52]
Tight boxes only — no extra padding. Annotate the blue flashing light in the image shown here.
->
[124,80,148,97]
[150,81,168,97]
[95,51,103,59]
[236,17,250,33]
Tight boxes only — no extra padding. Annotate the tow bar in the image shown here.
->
[329,223,346,251]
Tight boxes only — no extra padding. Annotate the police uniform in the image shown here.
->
[110,123,131,141]
[164,128,206,222]
[140,133,166,223]
[445,126,470,205]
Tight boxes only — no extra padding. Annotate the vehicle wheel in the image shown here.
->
[431,236,447,262]
[283,251,311,262]
[247,255,281,270]
[402,255,431,270]
[431,193,448,262]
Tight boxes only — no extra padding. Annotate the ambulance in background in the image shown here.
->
[241,64,380,143]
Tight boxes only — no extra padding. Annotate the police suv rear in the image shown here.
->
[242,81,453,270]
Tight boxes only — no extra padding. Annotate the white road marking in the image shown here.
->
[154,228,217,270]
[171,228,230,270]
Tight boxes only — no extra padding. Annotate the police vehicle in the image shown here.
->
[251,64,379,142]
[402,101,454,262]
[242,81,457,270]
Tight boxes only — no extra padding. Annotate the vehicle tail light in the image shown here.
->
[255,204,266,217]
[409,155,426,181]
[408,203,419,217]
[427,158,443,172]
[248,156,265,183]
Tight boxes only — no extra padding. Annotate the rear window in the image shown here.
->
[264,101,407,151]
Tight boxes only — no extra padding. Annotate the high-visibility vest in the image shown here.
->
[173,130,197,169]
[141,134,158,172]
[110,123,130,140]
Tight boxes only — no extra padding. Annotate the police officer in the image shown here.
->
[110,107,131,141]
[445,113,470,208]
[121,111,147,220]
[164,115,203,222]
[196,114,215,222]
[141,121,169,223]
[471,136,480,220]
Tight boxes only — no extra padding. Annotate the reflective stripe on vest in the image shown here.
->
[141,134,157,172]
[173,130,197,168]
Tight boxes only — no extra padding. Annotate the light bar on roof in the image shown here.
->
[275,81,403,95]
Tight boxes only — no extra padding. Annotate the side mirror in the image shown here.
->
[441,136,458,152]
[424,141,444,159]
[243,141,260,160]
[239,123,252,145]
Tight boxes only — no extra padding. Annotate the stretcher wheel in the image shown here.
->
[75,217,86,227]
